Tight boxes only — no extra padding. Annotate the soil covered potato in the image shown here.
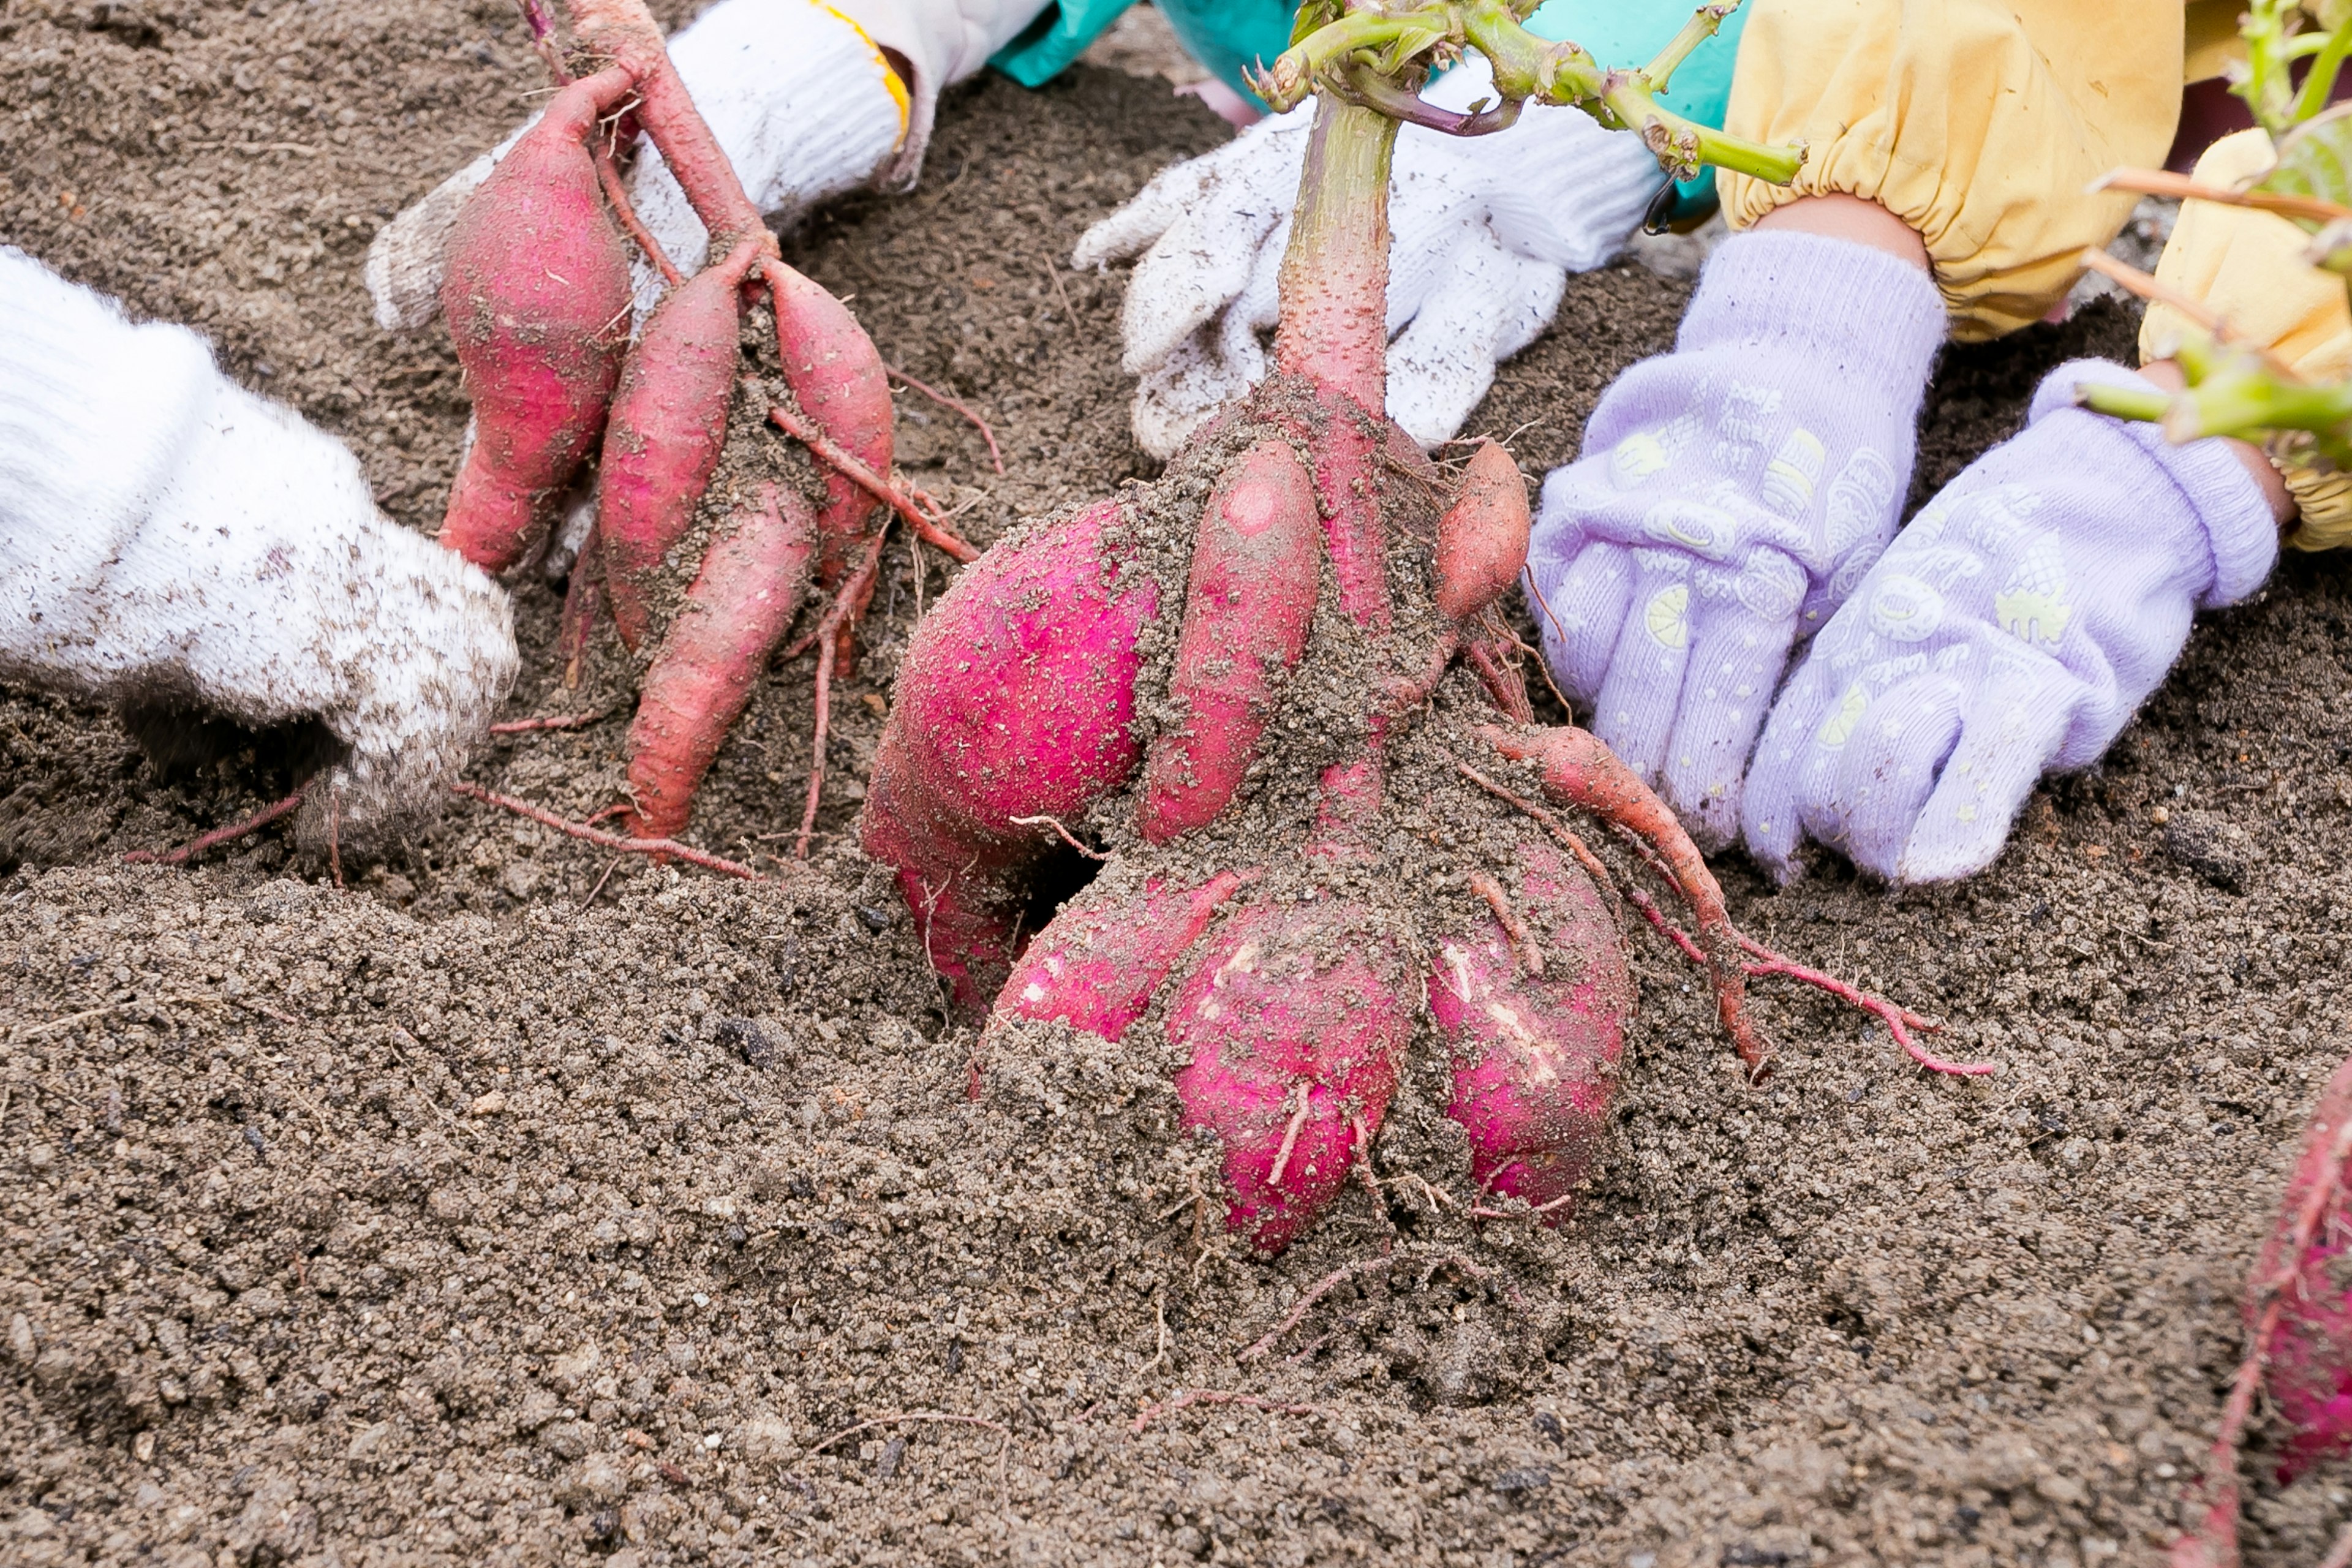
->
[5,1,2352,1565]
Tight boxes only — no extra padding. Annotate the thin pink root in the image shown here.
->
[491,710,617,734]
[1131,1390,1319,1435]
[123,785,309,866]
[794,522,894,860]
[767,400,979,564]
[453,782,763,881]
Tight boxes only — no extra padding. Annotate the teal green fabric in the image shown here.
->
[988,0,1295,105]
[990,0,1746,149]
[1525,0,1747,223]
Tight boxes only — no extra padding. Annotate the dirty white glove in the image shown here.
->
[1742,360,2280,884]
[366,0,909,330]
[1072,61,1667,457]
[0,249,516,850]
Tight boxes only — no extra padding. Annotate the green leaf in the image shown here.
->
[2256,100,2352,227]
[1369,23,1447,74]
[1288,0,1343,51]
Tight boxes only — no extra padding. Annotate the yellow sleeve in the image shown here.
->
[2144,129,2352,550]
[1715,0,2182,342]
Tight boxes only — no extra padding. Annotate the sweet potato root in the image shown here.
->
[1430,842,1630,1215]
[624,481,818,840]
[860,501,1159,1009]
[1167,901,1410,1254]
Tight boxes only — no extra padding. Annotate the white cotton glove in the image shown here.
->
[0,249,516,850]
[1073,60,1668,458]
[365,0,909,330]
[1741,360,2280,884]
[1525,231,1947,848]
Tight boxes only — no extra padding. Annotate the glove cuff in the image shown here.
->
[1678,231,1946,399]
[2032,359,2280,610]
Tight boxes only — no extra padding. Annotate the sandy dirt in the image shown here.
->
[6,2,2352,1566]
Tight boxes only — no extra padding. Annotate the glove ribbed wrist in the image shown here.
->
[1677,231,1947,402]
[2029,359,2278,609]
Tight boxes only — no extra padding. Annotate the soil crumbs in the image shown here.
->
[6,2,2352,1566]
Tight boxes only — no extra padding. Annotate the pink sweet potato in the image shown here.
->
[992,870,1254,1044]
[624,480,818,839]
[598,239,763,652]
[1139,437,1320,842]
[1167,900,1411,1253]
[2248,1053,2352,1480]
[1433,439,1529,622]
[1430,842,1631,1216]
[860,500,1158,1010]
[437,66,638,573]
[767,260,894,674]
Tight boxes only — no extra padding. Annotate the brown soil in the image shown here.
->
[6,3,2352,1566]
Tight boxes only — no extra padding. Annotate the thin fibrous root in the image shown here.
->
[491,709,619,734]
[453,781,763,880]
[1240,1257,1393,1362]
[123,783,309,866]
[1465,869,1543,977]
[793,523,894,861]
[2176,1102,2352,1567]
[886,364,1003,474]
[1264,1090,1313,1188]
[1469,1189,1578,1222]
[1008,814,1107,859]
[1452,755,1990,1077]
[767,398,979,563]
[1131,1390,1321,1436]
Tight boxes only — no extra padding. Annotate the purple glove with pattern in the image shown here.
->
[1741,360,2280,883]
[1526,230,1945,845]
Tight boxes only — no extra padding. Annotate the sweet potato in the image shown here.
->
[1167,901,1411,1253]
[624,481,818,839]
[860,501,1158,1009]
[598,239,763,652]
[1430,842,1631,1215]
[1433,439,1529,622]
[1139,438,1320,842]
[437,66,638,573]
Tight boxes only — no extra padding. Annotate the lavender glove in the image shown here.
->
[1527,231,1945,846]
[1741,360,2279,884]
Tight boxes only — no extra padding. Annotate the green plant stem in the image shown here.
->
[1641,1,1738,95]
[2292,20,2352,123]
[1262,0,1803,186]
[1274,97,1398,413]
[2078,383,2171,423]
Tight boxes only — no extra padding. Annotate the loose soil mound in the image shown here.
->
[4,2,2352,1565]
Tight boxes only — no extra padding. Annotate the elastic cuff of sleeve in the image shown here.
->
[1676,230,1947,393]
[2045,358,2280,606]
[2266,440,2352,549]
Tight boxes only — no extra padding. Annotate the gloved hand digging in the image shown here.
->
[0,249,517,852]
[1073,59,1668,456]
[1525,229,1947,846]
[1741,359,2280,883]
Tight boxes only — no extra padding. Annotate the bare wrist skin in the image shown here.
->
[1752,193,1931,272]
[2142,358,2299,527]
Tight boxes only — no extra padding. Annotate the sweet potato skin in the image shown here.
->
[861,500,1159,1011]
[437,67,638,573]
[1140,438,1321,843]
